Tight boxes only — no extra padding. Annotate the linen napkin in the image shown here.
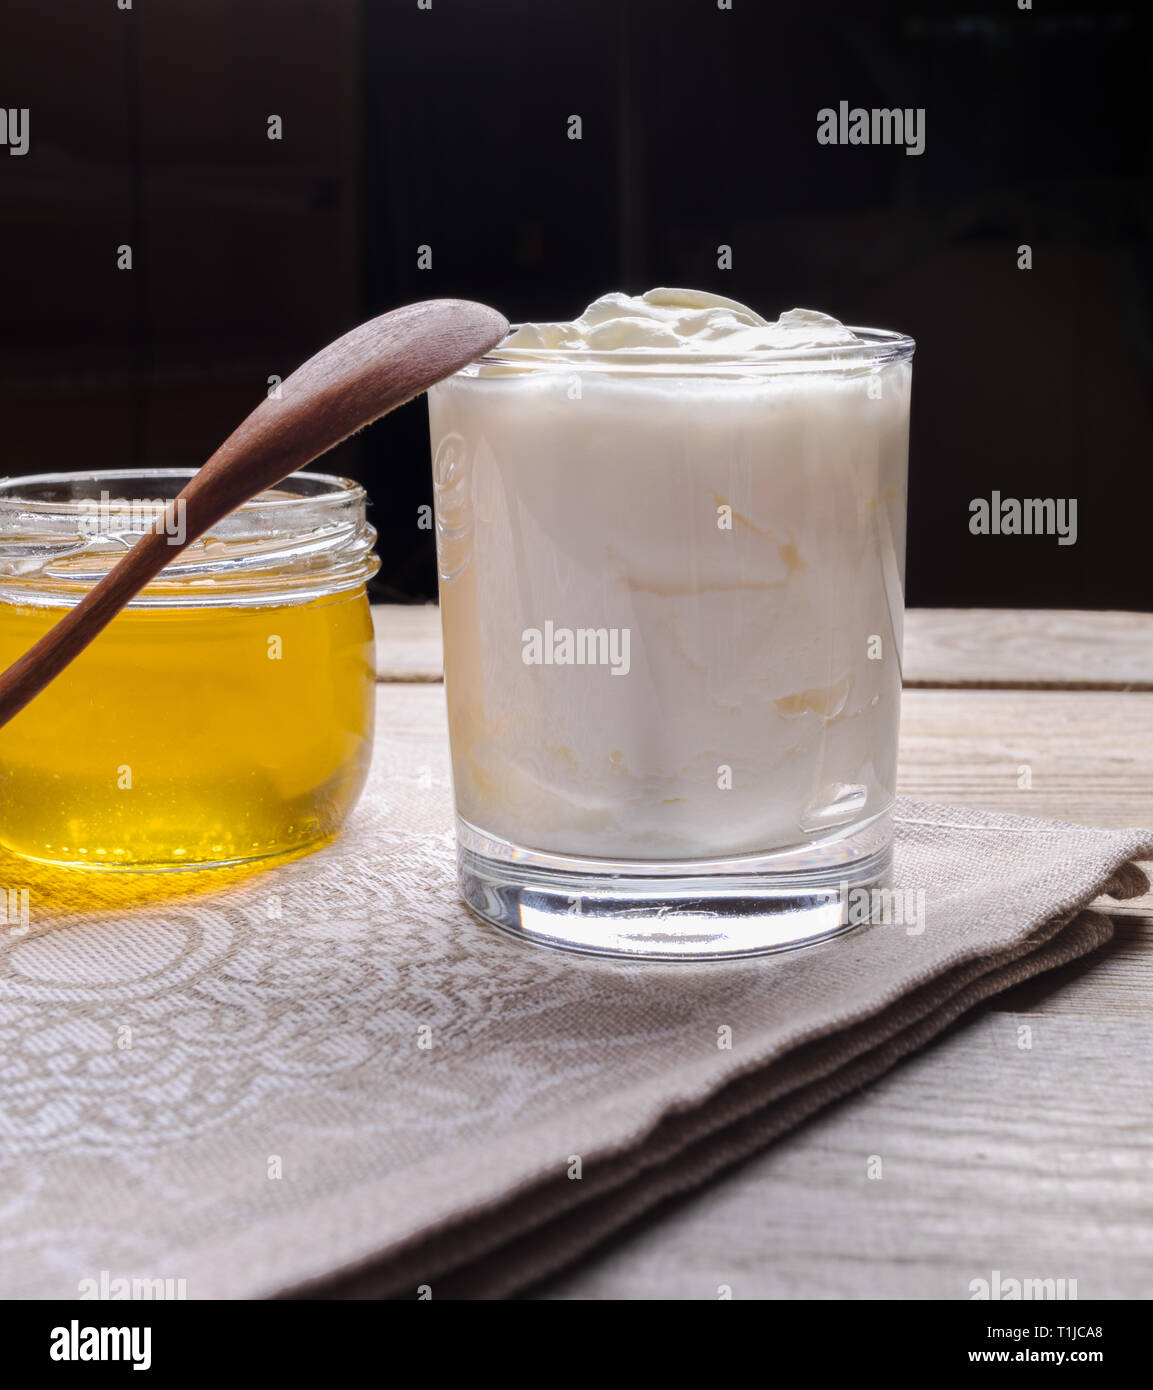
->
[0,698,1149,1300]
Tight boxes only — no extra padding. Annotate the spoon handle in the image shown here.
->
[0,298,507,729]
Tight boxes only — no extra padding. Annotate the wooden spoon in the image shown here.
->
[0,298,508,729]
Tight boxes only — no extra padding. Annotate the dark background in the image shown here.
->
[2,0,1150,608]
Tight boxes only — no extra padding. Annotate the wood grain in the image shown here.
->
[531,1014,1153,1300]
[372,603,444,682]
[903,607,1153,689]
[898,689,1153,831]
[372,604,1153,690]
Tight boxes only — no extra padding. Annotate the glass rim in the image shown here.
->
[473,324,915,372]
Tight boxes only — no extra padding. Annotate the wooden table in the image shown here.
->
[374,605,1153,1300]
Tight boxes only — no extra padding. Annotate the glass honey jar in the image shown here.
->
[0,469,378,870]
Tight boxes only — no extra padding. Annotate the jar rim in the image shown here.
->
[0,468,379,609]
[0,467,365,513]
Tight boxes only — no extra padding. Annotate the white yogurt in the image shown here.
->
[428,289,911,862]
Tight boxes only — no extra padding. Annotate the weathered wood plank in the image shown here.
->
[531,1014,1153,1300]
[903,608,1153,690]
[372,603,443,681]
[897,688,1153,832]
[898,688,1153,919]
[372,604,1153,690]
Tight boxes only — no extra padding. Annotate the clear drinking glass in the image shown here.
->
[428,327,914,959]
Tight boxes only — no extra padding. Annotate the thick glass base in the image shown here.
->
[456,812,893,961]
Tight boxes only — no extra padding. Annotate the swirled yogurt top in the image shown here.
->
[502,288,861,353]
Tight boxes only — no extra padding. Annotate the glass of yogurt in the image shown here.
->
[427,288,914,959]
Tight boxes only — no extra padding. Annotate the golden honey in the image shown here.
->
[0,470,378,870]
